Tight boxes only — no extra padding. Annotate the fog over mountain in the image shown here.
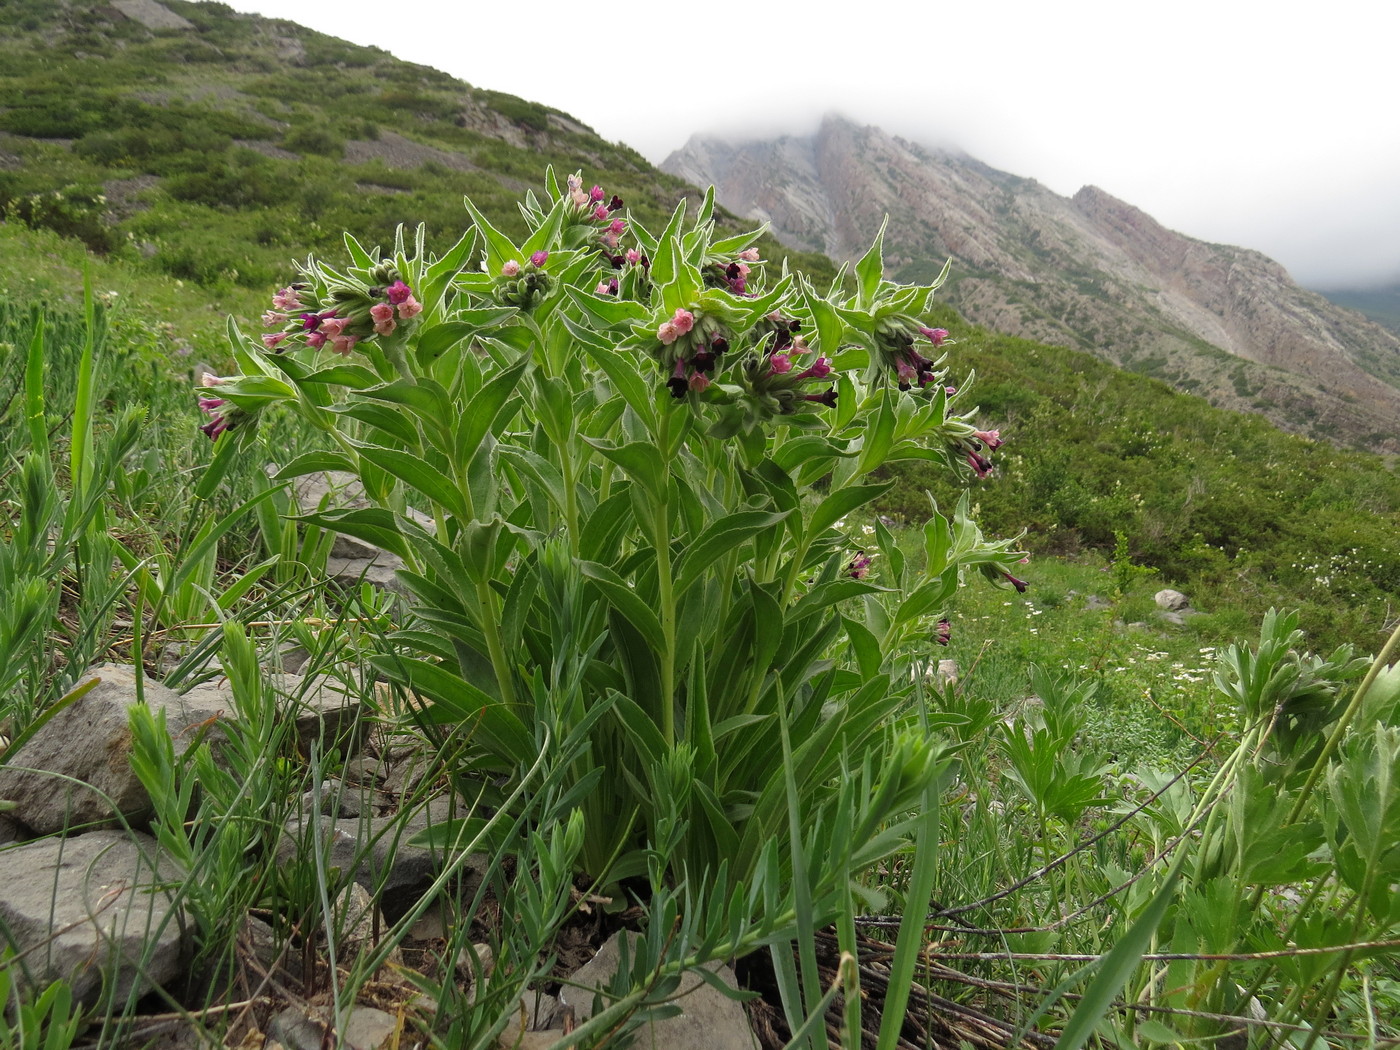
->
[223,0,1400,291]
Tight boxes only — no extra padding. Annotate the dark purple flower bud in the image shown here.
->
[610,253,626,269]
[1004,572,1028,593]
[966,451,994,478]
[607,194,624,212]
[666,359,689,399]
[709,336,729,355]
[935,618,951,646]
[301,312,323,331]
[691,348,718,374]
[804,388,839,409]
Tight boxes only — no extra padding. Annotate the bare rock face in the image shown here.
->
[663,115,1400,450]
[0,664,227,834]
[0,830,190,1008]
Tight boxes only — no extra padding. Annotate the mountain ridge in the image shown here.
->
[663,116,1400,451]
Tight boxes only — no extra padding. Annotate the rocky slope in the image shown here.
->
[664,116,1400,450]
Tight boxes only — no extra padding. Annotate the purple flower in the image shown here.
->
[530,250,549,267]
[919,326,949,347]
[794,357,832,382]
[386,280,413,305]
[846,551,873,580]
[589,185,605,202]
[667,359,689,399]
[935,618,951,646]
[965,451,994,478]
[607,194,624,212]
[804,388,839,409]
[1004,572,1028,593]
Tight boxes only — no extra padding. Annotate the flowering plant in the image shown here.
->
[202,170,1026,889]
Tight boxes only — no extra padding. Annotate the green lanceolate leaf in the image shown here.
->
[579,560,667,653]
[350,441,469,521]
[675,510,792,598]
[806,481,895,540]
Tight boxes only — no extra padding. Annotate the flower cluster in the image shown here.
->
[703,247,761,295]
[654,308,732,397]
[873,318,949,391]
[955,428,1003,479]
[494,250,553,310]
[734,343,838,416]
[261,266,422,357]
[196,373,245,440]
[564,173,627,252]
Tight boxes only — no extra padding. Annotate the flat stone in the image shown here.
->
[0,830,190,1008]
[557,932,757,1050]
[0,664,227,833]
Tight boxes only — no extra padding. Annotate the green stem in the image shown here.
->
[477,577,517,707]
[1286,619,1400,826]
[655,411,677,746]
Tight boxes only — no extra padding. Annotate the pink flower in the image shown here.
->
[769,353,793,375]
[738,248,761,262]
[272,286,303,311]
[919,326,949,347]
[671,309,694,335]
[595,280,612,295]
[319,316,350,338]
[972,429,1002,450]
[593,205,610,221]
[689,371,711,393]
[261,310,288,327]
[397,296,423,319]
[374,316,396,336]
[896,359,917,385]
[735,262,750,280]
[262,332,289,350]
[306,331,327,350]
[501,259,521,277]
[589,185,605,202]
[600,232,619,249]
[331,334,358,356]
[608,218,627,235]
[657,321,679,345]
[626,249,642,265]
[530,250,549,267]
[370,302,394,324]
[386,280,412,305]
[794,357,832,381]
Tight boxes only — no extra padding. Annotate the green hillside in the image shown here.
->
[0,0,836,300]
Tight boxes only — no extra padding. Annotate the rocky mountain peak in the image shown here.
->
[663,123,1400,450]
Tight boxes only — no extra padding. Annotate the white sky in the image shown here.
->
[219,0,1400,289]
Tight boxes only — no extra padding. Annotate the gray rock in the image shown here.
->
[340,1007,400,1050]
[0,830,190,1008]
[275,794,476,911]
[0,813,29,845]
[288,470,434,594]
[1083,594,1112,611]
[269,1007,326,1050]
[557,932,757,1050]
[180,670,367,760]
[0,664,226,834]
[1158,610,1187,627]
[1154,589,1191,611]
